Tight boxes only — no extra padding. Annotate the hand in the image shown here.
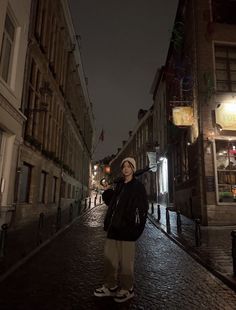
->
[103,182,111,190]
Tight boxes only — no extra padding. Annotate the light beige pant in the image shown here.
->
[104,238,135,290]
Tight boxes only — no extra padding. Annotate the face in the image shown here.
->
[122,161,134,177]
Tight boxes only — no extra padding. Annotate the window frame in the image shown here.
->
[0,11,16,85]
[215,44,236,92]
[19,163,32,203]
[39,170,47,203]
[213,138,236,205]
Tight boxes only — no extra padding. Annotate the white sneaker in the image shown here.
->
[94,285,118,297]
[114,288,134,303]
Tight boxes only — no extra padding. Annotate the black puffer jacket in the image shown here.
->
[102,177,149,241]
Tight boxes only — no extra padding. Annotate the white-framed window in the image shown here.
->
[214,139,236,204]
[0,12,16,84]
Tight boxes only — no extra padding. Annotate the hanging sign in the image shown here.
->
[172,106,194,126]
[215,102,236,130]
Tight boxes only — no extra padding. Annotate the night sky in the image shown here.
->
[68,0,178,160]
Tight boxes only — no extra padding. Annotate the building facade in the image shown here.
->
[0,0,31,226]
[13,0,94,227]
[152,67,170,207]
[153,0,236,225]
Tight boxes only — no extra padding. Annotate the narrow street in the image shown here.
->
[0,204,236,310]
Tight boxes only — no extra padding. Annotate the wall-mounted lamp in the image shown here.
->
[207,130,215,142]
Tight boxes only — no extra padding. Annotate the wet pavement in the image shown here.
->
[0,204,236,309]
[148,203,236,289]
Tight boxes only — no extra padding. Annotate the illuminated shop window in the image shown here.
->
[215,140,236,203]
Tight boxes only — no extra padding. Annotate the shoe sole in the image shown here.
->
[94,291,118,298]
[114,293,134,303]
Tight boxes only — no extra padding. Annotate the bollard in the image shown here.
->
[166,208,171,233]
[0,224,8,258]
[37,213,44,245]
[89,197,91,208]
[151,202,154,214]
[157,204,161,222]
[69,203,73,222]
[177,210,182,234]
[194,218,201,247]
[56,206,62,231]
[231,230,236,277]
[99,196,102,204]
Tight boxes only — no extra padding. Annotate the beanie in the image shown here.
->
[120,157,136,172]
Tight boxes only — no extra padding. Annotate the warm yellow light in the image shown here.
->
[223,102,236,113]
[215,102,236,131]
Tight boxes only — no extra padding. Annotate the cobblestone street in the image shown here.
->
[0,204,236,310]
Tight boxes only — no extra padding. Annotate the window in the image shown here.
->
[39,171,47,203]
[215,45,236,92]
[212,0,236,24]
[215,139,236,203]
[52,176,57,203]
[19,163,32,203]
[0,13,16,83]
[67,183,71,198]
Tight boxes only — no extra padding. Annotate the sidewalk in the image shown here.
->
[148,202,236,290]
[0,193,102,278]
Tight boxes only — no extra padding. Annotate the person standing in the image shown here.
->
[94,157,149,303]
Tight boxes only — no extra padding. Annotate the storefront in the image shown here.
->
[214,139,236,204]
[215,101,236,205]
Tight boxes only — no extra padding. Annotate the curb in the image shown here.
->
[0,203,102,283]
[148,214,236,293]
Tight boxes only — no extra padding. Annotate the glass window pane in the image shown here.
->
[5,14,15,41]
[19,164,31,203]
[230,71,236,81]
[1,37,12,82]
[217,81,229,91]
[52,176,57,202]
[215,46,227,57]
[230,60,236,70]
[216,59,227,69]
[218,184,235,203]
[229,48,236,59]
[216,139,236,203]
[39,171,46,202]
[231,83,236,91]
[216,70,228,80]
